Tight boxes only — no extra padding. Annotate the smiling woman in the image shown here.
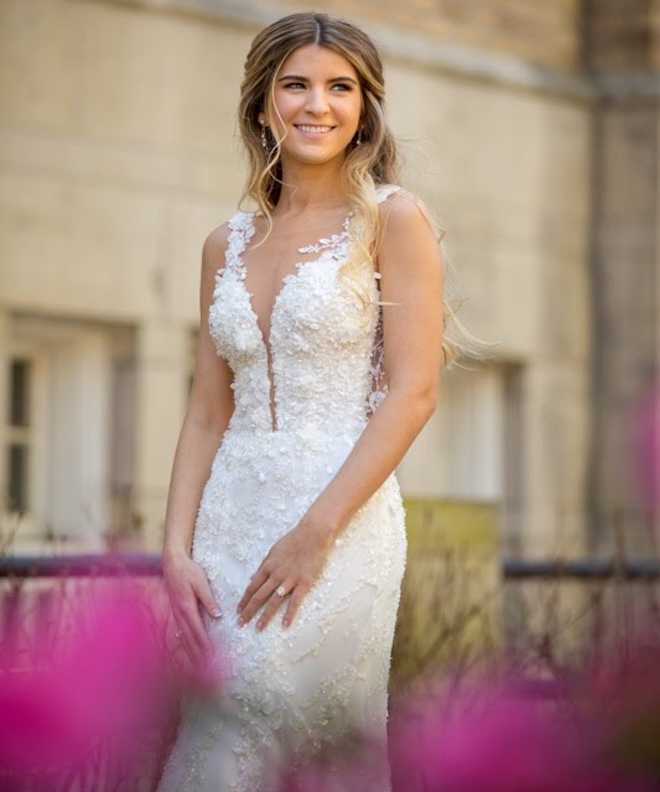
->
[263,45,364,165]
[157,11,453,792]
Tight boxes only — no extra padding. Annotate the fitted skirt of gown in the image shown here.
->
[157,425,407,792]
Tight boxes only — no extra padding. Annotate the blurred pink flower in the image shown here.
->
[389,683,609,792]
[583,642,660,790]
[0,667,89,790]
[274,680,612,792]
[63,587,169,743]
[0,579,206,788]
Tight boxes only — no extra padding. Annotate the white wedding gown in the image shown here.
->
[158,185,407,791]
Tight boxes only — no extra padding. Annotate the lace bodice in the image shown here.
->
[208,185,399,438]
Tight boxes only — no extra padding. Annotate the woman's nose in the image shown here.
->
[305,87,329,115]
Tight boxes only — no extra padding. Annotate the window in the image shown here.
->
[6,358,32,513]
[4,318,133,550]
[398,364,505,501]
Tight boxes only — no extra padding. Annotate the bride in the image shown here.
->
[158,11,452,791]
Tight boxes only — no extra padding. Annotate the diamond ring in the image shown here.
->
[275,585,287,598]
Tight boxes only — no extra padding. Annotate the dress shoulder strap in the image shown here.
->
[375,184,401,204]
[224,211,256,275]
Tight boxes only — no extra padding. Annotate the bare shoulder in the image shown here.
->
[377,189,442,274]
[379,188,435,237]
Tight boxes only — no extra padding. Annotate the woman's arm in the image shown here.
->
[237,192,444,630]
[163,225,235,662]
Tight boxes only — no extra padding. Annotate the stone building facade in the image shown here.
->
[582,0,660,551]
[0,0,656,555]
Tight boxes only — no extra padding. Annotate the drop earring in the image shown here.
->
[260,125,267,150]
[354,128,363,146]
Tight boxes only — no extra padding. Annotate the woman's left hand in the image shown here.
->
[236,518,334,631]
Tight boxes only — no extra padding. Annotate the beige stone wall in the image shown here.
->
[253,0,584,75]
[385,43,592,554]
[580,0,660,551]
[0,0,247,323]
[588,105,660,552]
[1,0,593,554]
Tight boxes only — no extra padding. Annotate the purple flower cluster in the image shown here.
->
[3,579,660,791]
[279,656,660,792]
[0,581,222,791]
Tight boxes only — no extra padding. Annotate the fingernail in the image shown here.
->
[256,620,264,631]
[212,608,221,618]
[237,617,245,628]
[283,618,290,629]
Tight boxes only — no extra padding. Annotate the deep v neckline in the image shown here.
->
[234,210,352,431]
[238,211,352,349]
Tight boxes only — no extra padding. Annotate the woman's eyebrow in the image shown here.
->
[277,74,358,85]
[277,74,308,82]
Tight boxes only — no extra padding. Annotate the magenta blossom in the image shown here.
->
[388,680,617,792]
[0,580,182,788]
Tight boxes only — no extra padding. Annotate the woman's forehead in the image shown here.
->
[278,44,359,80]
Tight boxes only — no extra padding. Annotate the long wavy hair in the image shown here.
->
[238,12,469,367]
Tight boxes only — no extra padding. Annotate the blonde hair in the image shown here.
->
[238,12,469,367]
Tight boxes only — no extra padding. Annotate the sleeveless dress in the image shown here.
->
[158,185,407,791]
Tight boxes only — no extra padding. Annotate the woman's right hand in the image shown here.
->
[163,551,221,664]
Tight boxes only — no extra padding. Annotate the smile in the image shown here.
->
[294,125,335,134]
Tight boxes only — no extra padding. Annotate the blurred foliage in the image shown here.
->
[392,498,500,687]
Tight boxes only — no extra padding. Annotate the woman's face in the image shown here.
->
[262,43,363,170]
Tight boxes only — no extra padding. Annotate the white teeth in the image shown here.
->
[296,125,333,133]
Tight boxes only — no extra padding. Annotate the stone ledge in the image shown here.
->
[593,71,660,100]
[88,0,660,104]
[83,0,597,103]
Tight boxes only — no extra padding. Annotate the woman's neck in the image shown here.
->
[275,160,348,214]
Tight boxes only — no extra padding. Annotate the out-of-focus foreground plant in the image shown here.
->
[0,575,221,792]
[276,641,660,792]
[4,546,660,790]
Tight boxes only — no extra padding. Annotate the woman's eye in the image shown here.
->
[281,81,353,92]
